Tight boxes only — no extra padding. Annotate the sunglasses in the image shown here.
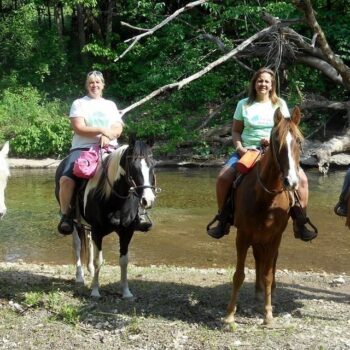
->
[88,70,103,77]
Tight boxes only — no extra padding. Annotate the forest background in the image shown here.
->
[0,0,349,163]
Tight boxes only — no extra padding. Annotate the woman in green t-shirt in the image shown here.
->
[207,67,317,242]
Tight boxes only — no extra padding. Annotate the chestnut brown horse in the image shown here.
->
[224,107,303,325]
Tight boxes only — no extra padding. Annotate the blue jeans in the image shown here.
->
[226,151,240,168]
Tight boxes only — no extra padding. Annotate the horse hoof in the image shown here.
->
[263,316,274,325]
[91,289,101,298]
[222,314,235,324]
[122,291,134,299]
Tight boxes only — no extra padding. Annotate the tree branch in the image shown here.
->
[120,24,277,116]
[114,0,207,62]
[120,21,150,32]
[292,0,350,90]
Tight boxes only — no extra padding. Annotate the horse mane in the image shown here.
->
[273,117,303,152]
[88,141,154,201]
[100,144,129,199]
[130,140,154,165]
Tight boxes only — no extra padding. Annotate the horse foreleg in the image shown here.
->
[253,246,264,301]
[90,238,103,298]
[86,231,94,276]
[262,251,278,325]
[224,233,249,324]
[119,229,134,299]
[72,228,85,284]
[120,254,133,298]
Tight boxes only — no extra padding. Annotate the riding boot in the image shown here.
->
[290,204,318,242]
[207,195,233,239]
[57,212,74,235]
[135,208,153,232]
[334,194,347,217]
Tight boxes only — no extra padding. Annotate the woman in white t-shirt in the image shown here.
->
[57,71,124,234]
[207,67,317,242]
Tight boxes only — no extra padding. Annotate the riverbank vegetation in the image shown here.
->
[0,1,349,165]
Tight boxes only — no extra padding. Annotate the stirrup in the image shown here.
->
[207,215,230,239]
[135,211,153,232]
[334,202,347,217]
[293,217,318,242]
[206,214,220,232]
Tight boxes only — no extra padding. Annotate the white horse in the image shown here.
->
[0,142,10,219]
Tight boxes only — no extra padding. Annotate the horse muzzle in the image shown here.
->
[140,188,156,209]
[283,176,298,191]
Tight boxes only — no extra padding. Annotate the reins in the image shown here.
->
[256,160,285,195]
[255,131,286,195]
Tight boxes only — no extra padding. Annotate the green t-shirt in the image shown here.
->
[233,97,290,148]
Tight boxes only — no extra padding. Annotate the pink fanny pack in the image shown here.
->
[73,145,100,179]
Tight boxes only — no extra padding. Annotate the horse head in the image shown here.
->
[270,107,303,191]
[124,136,156,209]
[0,141,10,218]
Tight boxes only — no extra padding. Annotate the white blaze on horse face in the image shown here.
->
[285,132,299,189]
[140,159,155,208]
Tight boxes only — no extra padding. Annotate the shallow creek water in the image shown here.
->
[0,167,349,273]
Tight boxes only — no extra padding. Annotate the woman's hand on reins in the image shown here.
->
[260,138,269,147]
[100,135,110,147]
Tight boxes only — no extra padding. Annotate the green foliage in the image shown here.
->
[0,4,70,95]
[0,0,348,158]
[24,291,44,308]
[0,86,71,157]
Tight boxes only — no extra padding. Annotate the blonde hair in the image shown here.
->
[247,67,279,105]
[85,71,105,90]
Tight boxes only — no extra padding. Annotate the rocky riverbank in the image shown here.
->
[0,262,349,349]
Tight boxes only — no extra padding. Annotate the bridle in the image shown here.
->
[256,127,295,195]
[102,146,159,200]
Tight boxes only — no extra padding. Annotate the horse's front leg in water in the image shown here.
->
[72,228,85,284]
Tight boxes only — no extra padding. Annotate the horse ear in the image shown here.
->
[291,106,301,126]
[146,136,155,148]
[128,133,136,147]
[273,107,283,125]
[0,141,9,157]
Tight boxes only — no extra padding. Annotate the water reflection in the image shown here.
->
[1,167,349,273]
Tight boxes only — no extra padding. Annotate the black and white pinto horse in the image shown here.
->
[55,138,156,298]
[0,142,10,219]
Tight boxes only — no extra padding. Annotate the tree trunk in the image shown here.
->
[76,5,86,56]
[105,0,115,48]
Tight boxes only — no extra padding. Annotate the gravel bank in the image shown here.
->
[0,262,349,349]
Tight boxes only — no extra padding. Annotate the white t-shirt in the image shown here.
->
[233,97,290,148]
[69,96,123,149]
